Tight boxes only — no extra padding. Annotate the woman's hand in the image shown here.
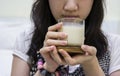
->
[39,22,68,72]
[51,45,106,76]
[51,44,97,66]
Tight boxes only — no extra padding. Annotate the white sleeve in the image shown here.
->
[109,34,120,74]
[13,29,32,64]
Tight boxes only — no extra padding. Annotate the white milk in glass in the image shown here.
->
[60,23,84,46]
[58,18,85,54]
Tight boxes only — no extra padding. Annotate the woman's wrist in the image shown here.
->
[40,64,60,76]
[43,62,58,73]
[81,57,105,76]
[40,69,56,76]
[81,56,97,67]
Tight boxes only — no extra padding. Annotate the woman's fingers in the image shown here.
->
[39,46,60,72]
[44,22,67,47]
[40,45,97,66]
[71,45,97,64]
[48,22,62,31]
[46,39,67,46]
[46,31,67,39]
[56,45,97,65]
[81,45,97,56]
[44,31,67,47]
[39,46,54,59]
[58,49,75,65]
[50,47,65,65]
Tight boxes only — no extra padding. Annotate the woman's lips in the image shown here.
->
[61,15,80,18]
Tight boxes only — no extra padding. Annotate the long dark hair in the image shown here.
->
[27,0,108,64]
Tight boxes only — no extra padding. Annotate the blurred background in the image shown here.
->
[0,0,120,76]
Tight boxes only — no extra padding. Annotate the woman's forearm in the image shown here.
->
[82,57,105,76]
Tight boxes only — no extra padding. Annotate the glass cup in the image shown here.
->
[57,18,85,55]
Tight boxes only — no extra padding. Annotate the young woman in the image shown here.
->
[11,0,120,76]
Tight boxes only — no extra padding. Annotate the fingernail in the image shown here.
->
[61,33,67,38]
[50,46,54,50]
[58,22,63,25]
[85,52,89,56]
[81,45,87,49]
[57,22,63,28]
[62,41,67,45]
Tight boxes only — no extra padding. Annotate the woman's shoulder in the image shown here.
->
[105,33,120,44]
[21,25,34,39]
[104,32,120,54]
[16,25,34,50]
[13,25,34,63]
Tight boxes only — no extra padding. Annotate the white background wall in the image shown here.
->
[0,0,33,18]
[103,0,120,34]
[105,0,120,21]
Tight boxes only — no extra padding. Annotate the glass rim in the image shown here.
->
[58,18,84,22]
[58,18,85,25]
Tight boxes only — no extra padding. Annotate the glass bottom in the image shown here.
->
[57,46,85,56]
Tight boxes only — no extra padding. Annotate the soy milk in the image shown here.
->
[60,23,84,46]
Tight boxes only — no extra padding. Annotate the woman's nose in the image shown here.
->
[64,0,78,12]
